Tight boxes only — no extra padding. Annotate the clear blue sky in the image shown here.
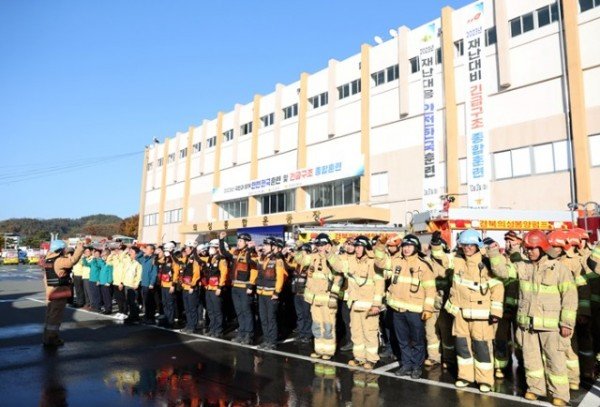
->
[0,0,472,220]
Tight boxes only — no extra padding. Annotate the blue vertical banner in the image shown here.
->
[420,22,443,211]
[465,2,491,208]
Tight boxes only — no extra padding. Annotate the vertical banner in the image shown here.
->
[421,22,443,211]
[465,1,491,208]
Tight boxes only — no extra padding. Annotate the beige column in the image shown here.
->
[156,138,170,243]
[180,127,194,242]
[273,84,284,153]
[248,95,262,217]
[327,59,338,138]
[232,103,241,166]
[397,26,410,118]
[442,6,459,201]
[199,119,208,175]
[296,72,309,211]
[493,0,512,88]
[360,44,371,203]
[137,148,149,241]
[211,112,224,219]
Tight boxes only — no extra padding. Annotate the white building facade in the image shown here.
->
[138,0,600,244]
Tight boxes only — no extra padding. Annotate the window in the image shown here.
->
[338,83,350,99]
[435,47,442,64]
[494,150,513,179]
[240,122,253,136]
[260,190,295,214]
[144,213,159,226]
[387,64,399,82]
[409,57,420,73]
[163,208,183,224]
[307,178,360,208]
[553,140,569,171]
[309,92,328,108]
[371,172,388,196]
[220,198,248,219]
[223,129,234,142]
[511,147,532,177]
[590,135,600,166]
[192,142,201,153]
[454,40,464,57]
[179,148,187,159]
[157,158,163,167]
[510,10,543,38]
[351,79,361,94]
[371,70,385,86]
[146,162,153,171]
[283,104,298,120]
[533,143,554,174]
[261,113,274,127]
[537,3,559,27]
[459,158,467,184]
[580,0,600,12]
[485,26,497,46]
[207,136,217,148]
[168,153,175,164]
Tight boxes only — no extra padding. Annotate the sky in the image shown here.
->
[0,0,473,220]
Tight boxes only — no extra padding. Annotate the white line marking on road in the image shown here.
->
[24,296,551,406]
[372,362,399,373]
[579,379,600,407]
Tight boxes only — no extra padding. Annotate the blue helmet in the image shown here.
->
[457,229,483,248]
[50,240,67,253]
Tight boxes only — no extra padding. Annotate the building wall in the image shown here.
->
[140,0,600,243]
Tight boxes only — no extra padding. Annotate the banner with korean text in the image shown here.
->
[420,21,444,211]
[465,1,491,208]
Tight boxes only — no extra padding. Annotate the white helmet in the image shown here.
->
[198,243,208,252]
[286,239,296,248]
[164,242,176,251]
[208,239,220,248]
[185,239,197,248]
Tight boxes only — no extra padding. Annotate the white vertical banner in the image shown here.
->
[465,1,491,208]
[420,22,443,211]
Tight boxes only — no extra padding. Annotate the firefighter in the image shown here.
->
[219,231,257,345]
[256,237,286,349]
[548,229,594,387]
[431,229,504,393]
[427,231,456,369]
[488,230,577,406]
[338,238,354,353]
[374,234,435,378]
[492,231,522,379]
[42,240,84,346]
[296,233,342,360]
[157,242,179,329]
[179,241,201,334]
[328,236,385,370]
[291,243,313,343]
[204,239,229,338]
[195,243,210,330]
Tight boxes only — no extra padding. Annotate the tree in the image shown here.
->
[119,215,139,238]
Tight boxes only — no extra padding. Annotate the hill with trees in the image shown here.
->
[0,214,139,248]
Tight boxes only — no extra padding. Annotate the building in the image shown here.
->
[138,0,600,244]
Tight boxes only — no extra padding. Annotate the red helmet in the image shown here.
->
[547,230,571,251]
[565,229,582,247]
[572,227,590,241]
[523,230,551,252]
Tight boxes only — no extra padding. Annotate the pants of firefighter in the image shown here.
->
[206,290,223,335]
[516,328,570,402]
[294,294,312,339]
[100,285,112,313]
[72,276,85,307]
[161,287,177,325]
[44,298,68,335]
[339,300,352,346]
[453,313,494,386]
[113,286,127,314]
[311,304,337,356]
[592,303,600,362]
[494,315,513,370]
[232,286,254,338]
[141,286,155,322]
[425,311,441,362]
[182,289,199,330]
[574,321,595,379]
[393,310,425,369]
[351,371,379,407]
[437,308,456,365]
[350,308,380,363]
[259,295,279,345]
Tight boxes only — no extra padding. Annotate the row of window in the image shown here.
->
[143,213,159,226]
[458,135,600,183]
[164,208,183,224]
[372,64,399,87]
[580,0,600,12]
[338,79,361,100]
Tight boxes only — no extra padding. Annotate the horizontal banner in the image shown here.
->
[212,156,364,202]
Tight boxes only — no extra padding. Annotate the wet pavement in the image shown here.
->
[1,265,599,406]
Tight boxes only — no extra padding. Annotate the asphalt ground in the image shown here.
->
[0,264,599,406]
